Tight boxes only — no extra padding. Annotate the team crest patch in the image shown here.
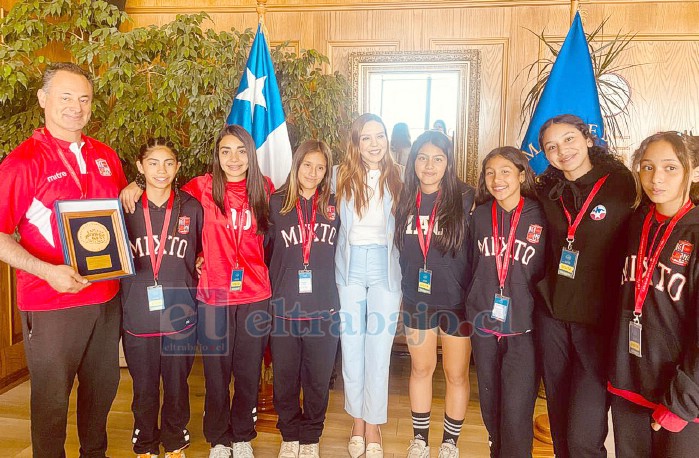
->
[590,204,607,221]
[95,159,112,176]
[526,224,542,244]
[178,216,191,234]
[670,240,693,267]
[326,205,336,221]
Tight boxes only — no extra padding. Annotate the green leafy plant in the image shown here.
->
[519,16,637,145]
[0,0,352,179]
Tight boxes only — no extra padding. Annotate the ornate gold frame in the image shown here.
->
[349,50,481,184]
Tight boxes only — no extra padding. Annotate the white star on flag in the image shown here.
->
[235,68,267,121]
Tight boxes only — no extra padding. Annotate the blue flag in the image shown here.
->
[521,12,604,175]
[227,24,292,187]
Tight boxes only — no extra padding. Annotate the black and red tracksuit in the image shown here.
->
[466,197,546,457]
[181,174,274,446]
[609,204,699,456]
[265,191,340,444]
[0,128,128,458]
[535,157,636,458]
[120,190,203,454]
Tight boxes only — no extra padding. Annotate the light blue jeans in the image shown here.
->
[338,245,402,424]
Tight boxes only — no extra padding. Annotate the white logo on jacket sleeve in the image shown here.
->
[47,171,67,182]
[95,159,112,176]
[590,205,607,220]
[26,198,55,247]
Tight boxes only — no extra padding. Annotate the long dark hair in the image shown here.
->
[631,131,699,207]
[276,139,333,219]
[395,130,465,255]
[536,114,627,189]
[211,125,270,234]
[476,146,537,205]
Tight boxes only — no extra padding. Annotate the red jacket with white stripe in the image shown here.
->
[0,128,127,311]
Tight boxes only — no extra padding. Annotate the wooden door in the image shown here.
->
[0,261,28,393]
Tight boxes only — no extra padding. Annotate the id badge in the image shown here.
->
[230,268,244,292]
[492,294,510,322]
[147,284,165,311]
[298,269,313,294]
[558,248,579,279]
[629,321,643,357]
[418,268,432,294]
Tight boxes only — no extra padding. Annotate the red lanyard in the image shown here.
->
[296,192,319,268]
[45,128,87,198]
[416,190,440,268]
[633,201,694,320]
[492,197,524,293]
[560,174,609,248]
[142,191,175,284]
[225,194,248,269]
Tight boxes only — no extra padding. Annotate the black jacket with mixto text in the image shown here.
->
[466,197,547,334]
[121,191,203,336]
[609,205,699,431]
[265,192,340,318]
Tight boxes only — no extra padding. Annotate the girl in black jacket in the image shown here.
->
[121,139,203,458]
[266,140,340,458]
[534,114,636,458]
[609,132,699,456]
[394,131,475,458]
[467,146,546,457]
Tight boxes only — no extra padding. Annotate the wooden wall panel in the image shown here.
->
[121,0,699,165]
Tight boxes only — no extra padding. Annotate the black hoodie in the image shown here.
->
[609,204,699,431]
[466,197,547,334]
[121,191,203,336]
[536,155,636,328]
[399,184,475,309]
[265,191,340,318]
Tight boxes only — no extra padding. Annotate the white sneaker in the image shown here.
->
[299,443,320,458]
[209,444,232,458]
[406,438,430,458]
[437,442,459,458]
[232,441,254,458]
[278,440,300,458]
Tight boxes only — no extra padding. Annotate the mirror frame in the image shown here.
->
[349,50,481,184]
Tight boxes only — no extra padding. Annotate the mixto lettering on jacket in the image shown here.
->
[621,254,687,302]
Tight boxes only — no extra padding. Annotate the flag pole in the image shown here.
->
[257,0,267,25]
[570,0,579,24]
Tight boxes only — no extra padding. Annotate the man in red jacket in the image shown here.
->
[0,62,127,458]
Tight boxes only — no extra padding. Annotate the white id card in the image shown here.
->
[492,294,510,322]
[298,269,312,294]
[147,284,165,311]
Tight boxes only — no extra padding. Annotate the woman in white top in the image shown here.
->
[334,113,403,458]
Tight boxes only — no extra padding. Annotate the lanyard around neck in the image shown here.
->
[633,201,694,320]
[492,197,524,293]
[296,191,319,268]
[415,190,440,269]
[142,191,175,284]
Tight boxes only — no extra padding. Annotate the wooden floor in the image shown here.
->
[0,351,553,457]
